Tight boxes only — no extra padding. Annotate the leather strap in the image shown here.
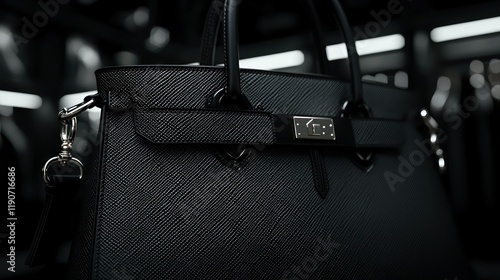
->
[329,0,363,104]
[222,0,364,107]
[134,109,405,148]
[26,175,81,267]
[200,0,330,74]
[200,0,224,66]
[224,0,243,102]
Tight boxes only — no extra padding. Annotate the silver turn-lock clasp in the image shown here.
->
[293,116,336,140]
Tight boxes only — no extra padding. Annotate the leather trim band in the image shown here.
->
[133,109,405,148]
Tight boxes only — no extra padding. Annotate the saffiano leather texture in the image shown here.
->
[65,0,474,279]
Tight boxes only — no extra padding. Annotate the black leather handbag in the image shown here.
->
[28,0,474,279]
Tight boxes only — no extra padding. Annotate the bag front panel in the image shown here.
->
[76,66,472,279]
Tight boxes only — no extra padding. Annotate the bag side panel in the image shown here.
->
[67,106,108,280]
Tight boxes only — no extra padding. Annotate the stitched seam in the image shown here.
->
[201,1,219,65]
[143,108,270,116]
[223,0,228,76]
[143,139,270,145]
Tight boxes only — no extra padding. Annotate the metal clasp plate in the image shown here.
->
[293,116,336,140]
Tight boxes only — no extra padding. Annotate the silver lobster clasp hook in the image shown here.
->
[60,114,77,144]
[58,108,77,166]
[42,94,99,184]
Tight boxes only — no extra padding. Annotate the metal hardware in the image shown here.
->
[341,101,374,172]
[209,88,254,168]
[42,95,97,184]
[43,157,84,184]
[210,88,253,110]
[58,98,95,121]
[420,109,446,174]
[293,116,335,140]
[58,112,77,165]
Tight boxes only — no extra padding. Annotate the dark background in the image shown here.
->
[0,0,500,278]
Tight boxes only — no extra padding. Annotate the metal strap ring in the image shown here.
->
[42,157,84,184]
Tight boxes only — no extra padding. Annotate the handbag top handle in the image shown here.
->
[200,0,330,76]
[221,0,364,109]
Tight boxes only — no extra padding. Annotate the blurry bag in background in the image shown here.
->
[28,0,474,279]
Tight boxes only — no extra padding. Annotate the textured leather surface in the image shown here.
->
[201,0,362,204]
[98,65,414,119]
[67,106,107,280]
[134,109,276,144]
[65,65,474,279]
[133,108,405,148]
[351,118,404,147]
[65,0,474,277]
